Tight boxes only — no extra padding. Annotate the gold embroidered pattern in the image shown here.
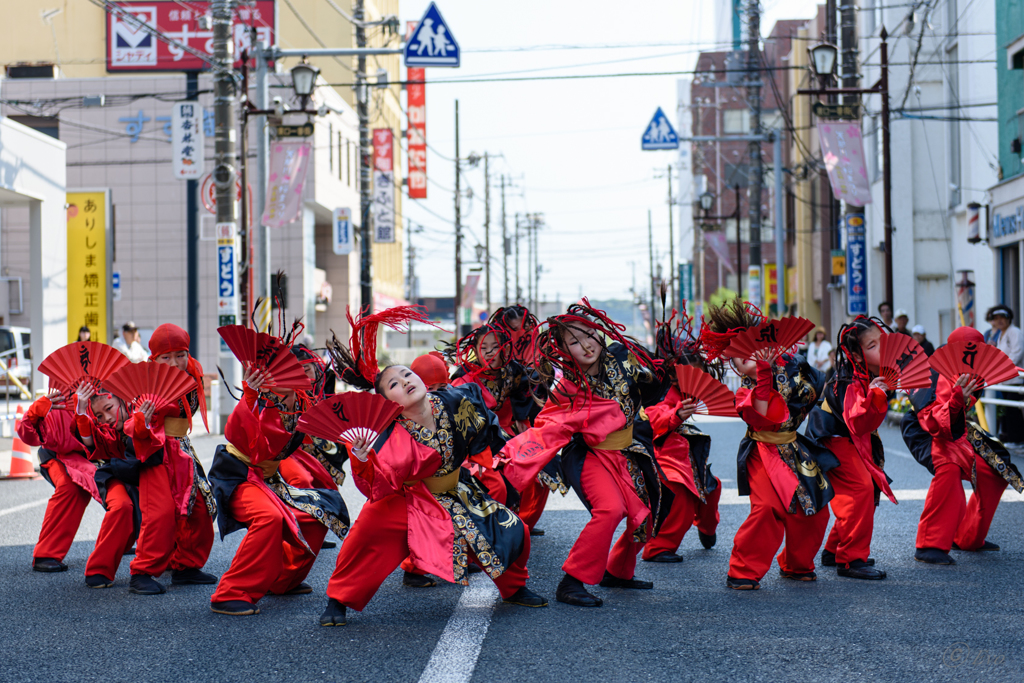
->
[266,472,349,544]
[678,423,710,503]
[776,442,820,515]
[177,435,217,519]
[435,483,509,584]
[967,424,1024,493]
[453,398,486,437]
[306,436,347,487]
[399,394,456,474]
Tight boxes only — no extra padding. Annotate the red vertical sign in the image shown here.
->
[407,68,427,199]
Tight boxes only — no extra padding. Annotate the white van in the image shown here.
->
[0,326,31,396]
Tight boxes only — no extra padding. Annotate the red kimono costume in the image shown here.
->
[903,376,1024,551]
[728,356,838,581]
[327,385,530,611]
[19,397,100,565]
[642,386,721,559]
[208,396,348,606]
[806,378,897,566]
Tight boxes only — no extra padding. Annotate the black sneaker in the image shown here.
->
[268,581,312,596]
[529,527,546,537]
[402,571,437,588]
[171,568,218,585]
[502,586,548,607]
[643,551,684,563]
[319,598,347,626]
[698,531,717,549]
[210,600,259,616]
[32,558,68,573]
[914,548,955,565]
[837,559,887,579]
[129,574,166,595]
[822,549,874,567]
[555,574,602,607]
[780,569,817,581]
[726,576,760,590]
[85,574,114,589]
[951,540,1000,552]
[321,540,337,549]
[599,570,653,590]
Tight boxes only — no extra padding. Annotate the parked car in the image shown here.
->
[0,326,31,397]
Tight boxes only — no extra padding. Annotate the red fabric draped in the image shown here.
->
[148,323,209,433]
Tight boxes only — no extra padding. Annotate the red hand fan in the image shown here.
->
[877,333,932,391]
[103,363,197,416]
[929,341,1019,388]
[674,365,738,417]
[37,341,131,391]
[298,393,403,446]
[218,325,311,391]
[723,317,815,364]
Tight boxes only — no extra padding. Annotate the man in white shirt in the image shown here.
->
[985,305,1024,442]
[112,321,148,363]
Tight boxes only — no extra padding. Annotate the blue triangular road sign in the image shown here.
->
[641,107,679,150]
[405,3,460,67]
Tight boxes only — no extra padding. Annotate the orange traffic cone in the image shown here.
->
[4,405,38,479]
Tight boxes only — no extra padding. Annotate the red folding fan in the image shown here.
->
[674,365,738,417]
[37,341,130,391]
[103,363,196,416]
[929,340,1020,388]
[877,333,933,391]
[723,317,815,364]
[298,393,404,446]
[217,325,311,391]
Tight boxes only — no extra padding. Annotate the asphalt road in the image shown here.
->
[1,417,1021,683]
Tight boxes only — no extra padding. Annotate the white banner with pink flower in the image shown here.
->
[819,121,872,206]
[262,140,312,228]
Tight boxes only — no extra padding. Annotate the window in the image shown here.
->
[338,133,343,180]
[0,331,14,357]
[8,115,58,140]
[20,333,30,360]
[1001,245,1021,317]
[723,109,751,135]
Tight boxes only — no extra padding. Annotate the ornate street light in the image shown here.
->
[290,58,320,110]
[699,191,715,213]
[807,42,838,86]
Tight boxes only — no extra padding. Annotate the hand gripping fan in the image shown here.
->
[723,317,815,364]
[217,325,312,391]
[103,363,196,416]
[929,341,1020,388]
[298,393,404,446]
[37,341,130,391]
[877,333,933,391]
[674,364,738,417]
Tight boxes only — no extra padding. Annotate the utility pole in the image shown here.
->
[667,164,675,308]
[407,218,417,348]
[840,0,860,318]
[355,0,372,314]
[253,42,270,332]
[880,30,894,307]
[648,210,656,323]
[501,175,508,307]
[454,100,462,336]
[514,212,521,303]
[746,0,763,306]
[483,153,491,315]
[821,0,838,331]
[185,71,199,356]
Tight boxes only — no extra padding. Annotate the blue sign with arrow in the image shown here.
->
[641,107,679,150]
[405,3,460,68]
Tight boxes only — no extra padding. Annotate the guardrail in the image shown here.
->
[981,375,1024,435]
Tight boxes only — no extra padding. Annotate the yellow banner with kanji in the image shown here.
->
[67,191,109,343]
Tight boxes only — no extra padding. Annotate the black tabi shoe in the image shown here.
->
[210,600,259,616]
[915,548,956,565]
[529,527,546,537]
[129,574,167,595]
[171,568,218,585]
[319,599,347,626]
[555,574,603,607]
[466,563,484,575]
[822,549,874,567]
[32,558,68,573]
[725,576,760,590]
[320,539,337,549]
[837,559,887,579]
[952,540,1000,552]
[698,531,717,549]
[780,569,817,581]
[283,581,313,595]
[123,547,136,556]
[599,570,653,590]
[85,574,114,589]
[402,571,438,588]
[502,586,549,608]
[643,551,684,563]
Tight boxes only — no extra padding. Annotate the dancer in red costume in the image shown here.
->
[901,326,1023,564]
[500,300,671,607]
[320,306,546,627]
[806,316,897,580]
[700,300,837,590]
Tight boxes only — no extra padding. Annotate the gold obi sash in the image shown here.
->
[747,429,797,445]
[164,417,189,438]
[405,469,461,494]
[593,425,634,451]
[226,444,281,480]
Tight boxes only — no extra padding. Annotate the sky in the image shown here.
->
[398,0,821,305]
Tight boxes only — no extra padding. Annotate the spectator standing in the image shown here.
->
[984,305,1024,442]
[878,301,894,328]
[112,321,147,363]
[77,326,91,342]
[806,326,833,375]
[893,309,911,336]
[911,325,935,356]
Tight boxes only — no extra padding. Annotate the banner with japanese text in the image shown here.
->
[407,67,427,199]
[373,128,396,242]
[819,121,872,207]
[171,102,204,179]
[846,214,868,316]
[262,140,312,228]
[67,191,111,343]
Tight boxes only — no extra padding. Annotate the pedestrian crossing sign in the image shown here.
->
[405,3,460,67]
[642,107,679,150]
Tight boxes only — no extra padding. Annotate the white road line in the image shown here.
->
[0,497,49,517]
[417,576,499,683]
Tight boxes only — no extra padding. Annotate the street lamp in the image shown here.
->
[699,191,715,214]
[807,42,838,86]
[290,58,320,110]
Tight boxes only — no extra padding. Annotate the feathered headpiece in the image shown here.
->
[698,300,768,362]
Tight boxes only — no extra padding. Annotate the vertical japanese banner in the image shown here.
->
[171,102,205,179]
[216,222,240,333]
[373,128,396,242]
[678,262,692,305]
[407,67,427,199]
[765,264,778,307]
[819,122,872,206]
[67,191,111,343]
[845,213,868,316]
[333,207,353,255]
[262,140,312,228]
[747,266,762,310]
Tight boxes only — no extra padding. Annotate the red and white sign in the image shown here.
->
[106,1,275,72]
[819,121,872,206]
[407,68,427,199]
[262,140,312,228]
[373,128,396,243]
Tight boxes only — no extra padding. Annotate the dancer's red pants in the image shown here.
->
[822,438,876,565]
[129,462,213,576]
[642,477,721,559]
[34,460,91,562]
[728,451,829,580]
[85,479,136,580]
[517,477,550,531]
[917,454,1008,552]
[328,492,531,611]
[211,482,328,604]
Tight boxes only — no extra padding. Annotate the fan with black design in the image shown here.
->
[298,393,404,446]
[675,365,737,417]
